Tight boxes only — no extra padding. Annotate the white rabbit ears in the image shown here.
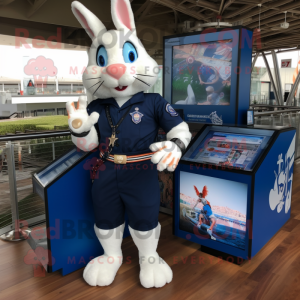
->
[71,0,136,40]
[111,0,136,33]
[71,1,106,40]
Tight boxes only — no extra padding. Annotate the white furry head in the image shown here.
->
[71,0,159,102]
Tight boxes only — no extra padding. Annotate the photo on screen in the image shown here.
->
[179,171,247,250]
[182,131,267,171]
[172,40,232,106]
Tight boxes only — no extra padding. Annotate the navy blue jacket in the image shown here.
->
[87,92,183,155]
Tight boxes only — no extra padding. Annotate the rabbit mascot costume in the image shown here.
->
[67,0,191,289]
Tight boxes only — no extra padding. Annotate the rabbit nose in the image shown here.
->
[106,64,127,80]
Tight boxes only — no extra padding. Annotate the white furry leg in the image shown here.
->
[83,223,124,286]
[129,223,173,288]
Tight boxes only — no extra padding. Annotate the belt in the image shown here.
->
[107,152,153,164]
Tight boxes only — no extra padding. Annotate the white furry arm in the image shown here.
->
[166,121,192,148]
[66,96,99,152]
[150,122,191,172]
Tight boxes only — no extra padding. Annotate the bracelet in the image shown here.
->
[170,138,186,153]
[70,129,91,138]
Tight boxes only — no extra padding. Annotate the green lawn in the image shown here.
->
[0,116,69,135]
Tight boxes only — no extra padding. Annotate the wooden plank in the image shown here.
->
[240,230,290,274]
[0,161,300,299]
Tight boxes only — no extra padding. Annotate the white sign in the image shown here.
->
[281,59,292,68]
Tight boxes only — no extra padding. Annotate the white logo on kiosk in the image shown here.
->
[209,111,223,125]
[130,107,144,124]
[269,134,295,213]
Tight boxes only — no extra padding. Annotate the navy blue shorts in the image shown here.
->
[91,159,160,231]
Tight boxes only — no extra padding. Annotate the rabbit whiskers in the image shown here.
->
[87,80,103,90]
[133,76,150,87]
[135,74,155,77]
[93,81,105,95]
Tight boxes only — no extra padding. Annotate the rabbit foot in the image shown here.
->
[139,254,173,288]
[83,255,122,286]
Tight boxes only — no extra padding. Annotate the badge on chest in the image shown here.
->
[130,107,144,124]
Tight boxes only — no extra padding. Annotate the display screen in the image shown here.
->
[35,148,86,187]
[183,129,272,171]
[179,171,247,250]
[247,110,254,125]
[172,40,232,106]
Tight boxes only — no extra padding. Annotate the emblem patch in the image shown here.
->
[130,107,144,124]
[166,104,178,116]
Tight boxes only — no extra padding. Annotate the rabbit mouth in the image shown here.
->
[115,86,128,91]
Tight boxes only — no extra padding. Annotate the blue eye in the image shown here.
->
[96,46,108,67]
[123,42,138,63]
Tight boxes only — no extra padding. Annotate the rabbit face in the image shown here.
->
[72,0,158,101]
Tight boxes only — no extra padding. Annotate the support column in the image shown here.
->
[252,52,259,72]
[0,142,30,241]
[271,50,283,105]
[20,79,24,96]
[56,77,59,95]
[262,52,280,105]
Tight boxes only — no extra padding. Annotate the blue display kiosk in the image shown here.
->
[30,148,129,275]
[174,125,296,260]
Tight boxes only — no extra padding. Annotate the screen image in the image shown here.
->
[247,110,254,125]
[179,171,247,250]
[172,40,232,106]
[183,131,268,171]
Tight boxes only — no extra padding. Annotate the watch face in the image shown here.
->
[172,139,186,152]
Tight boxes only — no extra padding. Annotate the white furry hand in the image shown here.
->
[66,96,99,134]
[150,141,182,172]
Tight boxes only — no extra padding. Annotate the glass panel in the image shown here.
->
[59,84,72,94]
[73,84,85,94]
[0,148,13,233]
[35,148,86,187]
[4,84,19,95]
[11,136,73,226]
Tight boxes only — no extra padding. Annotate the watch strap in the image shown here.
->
[70,129,91,138]
[170,138,186,153]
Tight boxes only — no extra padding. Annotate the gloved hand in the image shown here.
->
[150,141,182,172]
[66,96,99,134]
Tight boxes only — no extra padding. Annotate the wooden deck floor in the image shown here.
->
[1,162,300,300]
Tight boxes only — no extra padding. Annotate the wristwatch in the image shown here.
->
[170,138,186,153]
[69,129,90,138]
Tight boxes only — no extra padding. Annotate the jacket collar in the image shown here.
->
[97,92,145,110]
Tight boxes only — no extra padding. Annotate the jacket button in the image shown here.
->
[115,143,120,147]
[116,130,120,134]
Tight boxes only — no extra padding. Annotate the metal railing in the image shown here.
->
[23,86,85,96]
[250,98,300,106]
[254,109,300,158]
[0,131,72,239]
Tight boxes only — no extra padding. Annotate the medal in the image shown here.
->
[105,105,133,150]
[109,132,118,147]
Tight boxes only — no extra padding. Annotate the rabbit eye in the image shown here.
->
[123,42,138,63]
[96,46,108,67]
